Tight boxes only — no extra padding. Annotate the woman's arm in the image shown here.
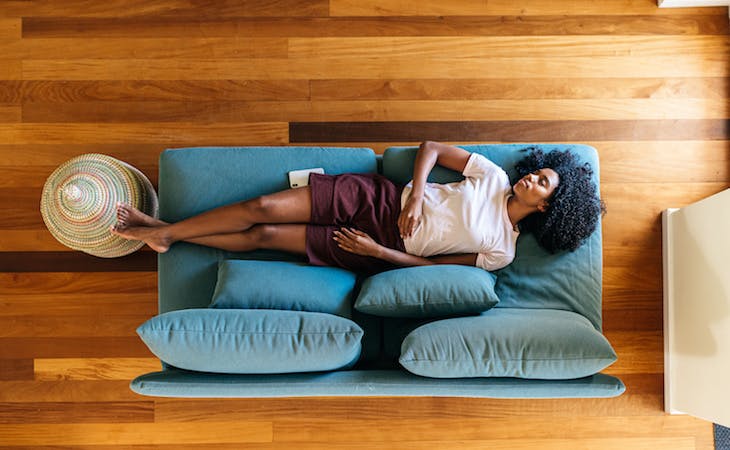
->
[333,228,477,267]
[399,141,474,238]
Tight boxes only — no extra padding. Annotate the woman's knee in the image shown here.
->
[249,224,277,247]
[247,224,306,254]
[240,195,274,220]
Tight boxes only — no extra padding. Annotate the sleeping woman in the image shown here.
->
[111,141,605,274]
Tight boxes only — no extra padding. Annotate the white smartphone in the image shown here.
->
[288,167,324,188]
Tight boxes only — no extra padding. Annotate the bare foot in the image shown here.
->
[111,203,171,253]
[111,224,172,253]
[115,202,166,228]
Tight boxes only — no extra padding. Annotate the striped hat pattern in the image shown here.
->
[40,154,159,258]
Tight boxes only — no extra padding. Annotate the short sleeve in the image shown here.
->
[462,153,503,179]
[476,251,514,271]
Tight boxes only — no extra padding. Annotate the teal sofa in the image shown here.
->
[130,144,625,398]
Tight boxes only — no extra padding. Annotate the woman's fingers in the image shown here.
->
[333,229,360,249]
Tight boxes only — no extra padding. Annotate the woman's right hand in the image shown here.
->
[398,195,423,239]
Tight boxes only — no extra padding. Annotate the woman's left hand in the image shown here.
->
[333,228,384,258]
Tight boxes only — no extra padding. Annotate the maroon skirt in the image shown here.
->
[306,173,406,274]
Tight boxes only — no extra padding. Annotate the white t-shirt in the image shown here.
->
[401,153,519,271]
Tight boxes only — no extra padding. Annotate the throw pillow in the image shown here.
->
[137,309,363,374]
[399,308,617,379]
[210,260,357,317]
[354,265,499,318]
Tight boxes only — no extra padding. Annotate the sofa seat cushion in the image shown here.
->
[137,309,363,374]
[210,260,357,318]
[399,308,616,380]
[355,265,499,318]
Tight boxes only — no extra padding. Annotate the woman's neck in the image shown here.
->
[506,195,539,229]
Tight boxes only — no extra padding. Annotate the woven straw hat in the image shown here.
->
[40,154,159,258]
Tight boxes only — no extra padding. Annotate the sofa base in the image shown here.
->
[131,369,625,399]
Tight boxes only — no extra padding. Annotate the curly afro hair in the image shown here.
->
[513,147,606,253]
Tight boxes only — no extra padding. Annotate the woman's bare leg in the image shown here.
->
[115,204,307,254]
[110,187,312,253]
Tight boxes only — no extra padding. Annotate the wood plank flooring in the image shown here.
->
[1,0,728,448]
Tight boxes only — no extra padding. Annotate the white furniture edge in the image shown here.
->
[662,189,730,427]
[662,208,682,415]
[658,0,730,17]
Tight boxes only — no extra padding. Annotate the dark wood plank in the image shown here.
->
[21,15,730,38]
[290,120,730,143]
[0,401,154,423]
[1,314,151,337]
[0,272,156,295]
[0,251,157,272]
[603,308,663,332]
[7,37,290,60]
[0,380,142,402]
[0,293,157,317]
[0,337,151,358]
[0,359,33,380]
[9,0,329,18]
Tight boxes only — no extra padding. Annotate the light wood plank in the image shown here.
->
[1,80,311,103]
[601,181,730,246]
[34,358,161,380]
[289,36,730,59]
[21,55,729,80]
[594,140,730,183]
[0,439,697,450]
[0,143,165,165]
[0,422,273,445]
[5,37,289,59]
[310,78,729,100]
[154,391,665,422]
[0,60,21,79]
[0,122,288,144]
[271,416,708,442]
[0,18,20,39]
[330,0,727,16]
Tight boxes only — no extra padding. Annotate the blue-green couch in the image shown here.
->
[130,144,625,398]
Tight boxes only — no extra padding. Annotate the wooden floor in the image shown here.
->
[1,0,728,448]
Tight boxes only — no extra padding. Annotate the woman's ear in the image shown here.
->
[537,200,550,213]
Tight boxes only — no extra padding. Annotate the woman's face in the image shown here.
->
[513,168,560,212]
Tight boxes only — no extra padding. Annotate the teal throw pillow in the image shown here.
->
[210,260,357,318]
[137,309,363,374]
[399,308,617,379]
[354,265,499,318]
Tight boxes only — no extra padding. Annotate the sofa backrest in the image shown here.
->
[382,144,603,330]
[157,146,378,313]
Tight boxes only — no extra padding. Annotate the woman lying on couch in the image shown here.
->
[111,141,605,274]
